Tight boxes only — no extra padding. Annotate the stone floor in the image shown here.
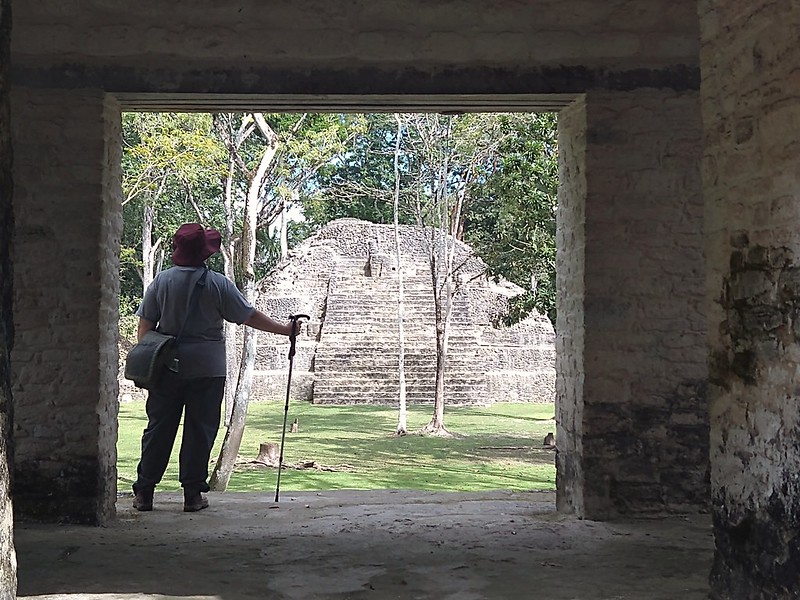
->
[14,489,713,600]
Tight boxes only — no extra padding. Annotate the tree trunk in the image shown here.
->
[223,321,238,426]
[426,173,463,437]
[257,442,280,466]
[141,203,155,292]
[423,118,455,437]
[209,326,256,490]
[221,149,238,425]
[211,205,260,490]
[140,174,167,293]
[211,112,278,489]
[392,114,408,436]
[0,0,18,591]
[423,296,450,436]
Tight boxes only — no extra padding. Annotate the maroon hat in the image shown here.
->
[171,223,221,266]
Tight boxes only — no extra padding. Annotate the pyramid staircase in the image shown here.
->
[311,257,489,404]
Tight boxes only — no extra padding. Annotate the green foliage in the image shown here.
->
[121,112,228,306]
[305,113,408,227]
[118,245,142,318]
[463,113,558,324]
[119,111,559,326]
[117,401,556,492]
[118,314,139,346]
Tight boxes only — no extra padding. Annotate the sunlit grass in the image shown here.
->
[117,400,556,494]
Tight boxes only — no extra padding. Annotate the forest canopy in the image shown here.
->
[120,111,558,326]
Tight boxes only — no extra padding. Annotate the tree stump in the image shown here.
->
[256,442,280,467]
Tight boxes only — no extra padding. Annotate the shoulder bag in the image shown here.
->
[124,268,208,390]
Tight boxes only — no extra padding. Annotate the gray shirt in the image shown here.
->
[136,266,255,378]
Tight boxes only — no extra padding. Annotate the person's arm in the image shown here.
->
[137,317,157,342]
[243,309,296,336]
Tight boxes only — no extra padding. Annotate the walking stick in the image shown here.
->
[275,313,310,502]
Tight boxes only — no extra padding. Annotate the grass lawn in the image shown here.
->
[117,401,556,494]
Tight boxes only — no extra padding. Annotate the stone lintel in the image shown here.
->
[11,62,700,106]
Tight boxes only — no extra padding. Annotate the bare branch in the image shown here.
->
[183,180,205,224]
[289,113,308,135]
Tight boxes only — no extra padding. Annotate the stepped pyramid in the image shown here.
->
[251,218,555,405]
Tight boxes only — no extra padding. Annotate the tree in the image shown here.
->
[402,114,461,435]
[209,112,364,490]
[120,112,226,310]
[398,113,513,435]
[392,114,408,436]
[463,113,558,325]
[210,113,280,491]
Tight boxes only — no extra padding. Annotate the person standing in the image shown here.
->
[132,223,296,512]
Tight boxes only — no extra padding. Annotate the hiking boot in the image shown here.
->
[183,491,209,513]
[133,488,154,511]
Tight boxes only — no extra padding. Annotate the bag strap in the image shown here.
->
[175,267,208,343]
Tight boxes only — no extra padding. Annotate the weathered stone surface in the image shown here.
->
[252,219,556,406]
[12,1,699,70]
[9,1,700,112]
[556,90,708,518]
[702,0,800,596]
[6,0,800,596]
[10,88,122,524]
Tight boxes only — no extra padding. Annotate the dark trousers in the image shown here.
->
[133,372,226,495]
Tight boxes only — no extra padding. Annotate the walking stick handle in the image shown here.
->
[287,314,310,359]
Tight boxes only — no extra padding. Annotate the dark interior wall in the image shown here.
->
[582,91,708,515]
[11,0,699,98]
[10,88,121,523]
[0,0,17,596]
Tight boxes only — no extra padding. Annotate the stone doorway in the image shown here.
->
[112,91,708,523]
[114,102,562,508]
[11,91,710,599]
[11,65,710,600]
[9,89,709,523]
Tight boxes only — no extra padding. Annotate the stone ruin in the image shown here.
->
[251,218,556,405]
[12,2,800,592]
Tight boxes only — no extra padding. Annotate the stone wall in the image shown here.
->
[10,88,121,523]
[252,219,556,406]
[10,0,800,594]
[0,0,16,593]
[555,97,587,516]
[11,0,698,102]
[557,90,708,518]
[701,0,800,597]
[7,1,705,525]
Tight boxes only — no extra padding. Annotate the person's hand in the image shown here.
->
[288,319,302,337]
[286,314,310,337]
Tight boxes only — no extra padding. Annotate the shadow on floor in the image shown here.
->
[14,489,713,600]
